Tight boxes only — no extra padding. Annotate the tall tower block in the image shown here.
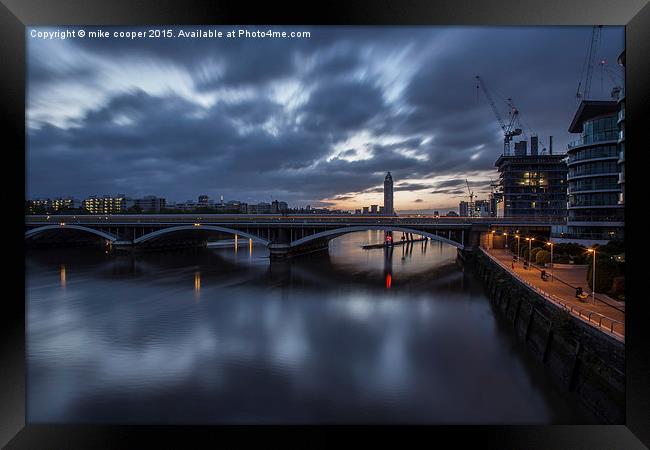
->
[384,172,394,215]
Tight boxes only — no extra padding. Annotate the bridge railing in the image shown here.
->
[25,214,566,226]
[480,248,624,341]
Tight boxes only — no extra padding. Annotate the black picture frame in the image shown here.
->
[2,0,648,447]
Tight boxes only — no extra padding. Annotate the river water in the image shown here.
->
[26,231,596,424]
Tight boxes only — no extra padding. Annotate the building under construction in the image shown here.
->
[494,136,568,219]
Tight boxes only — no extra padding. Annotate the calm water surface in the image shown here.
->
[26,231,596,423]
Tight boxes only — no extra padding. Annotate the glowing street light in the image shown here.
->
[489,230,496,250]
[587,248,596,304]
[516,234,521,259]
[525,237,534,266]
[546,241,554,282]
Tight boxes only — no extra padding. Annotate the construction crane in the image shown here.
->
[465,179,476,217]
[497,90,552,154]
[489,177,500,194]
[599,57,624,100]
[476,75,522,156]
[506,96,548,152]
[576,25,603,102]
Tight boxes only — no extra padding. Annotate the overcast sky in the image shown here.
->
[26,26,624,212]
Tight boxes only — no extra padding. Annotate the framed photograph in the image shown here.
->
[2,0,648,447]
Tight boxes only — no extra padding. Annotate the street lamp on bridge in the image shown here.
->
[525,237,534,267]
[587,248,596,304]
[546,241,554,282]
[515,234,521,260]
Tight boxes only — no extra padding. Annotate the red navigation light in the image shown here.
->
[385,273,392,289]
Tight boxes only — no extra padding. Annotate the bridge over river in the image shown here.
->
[25,214,564,260]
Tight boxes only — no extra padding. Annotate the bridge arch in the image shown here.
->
[25,224,119,242]
[132,225,271,245]
[289,225,464,249]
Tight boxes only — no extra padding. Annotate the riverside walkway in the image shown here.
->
[482,247,624,340]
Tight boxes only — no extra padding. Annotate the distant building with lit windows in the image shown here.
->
[489,192,503,217]
[495,137,568,219]
[460,199,491,217]
[222,200,248,213]
[25,198,51,214]
[474,199,491,217]
[198,195,209,207]
[82,195,133,214]
[51,197,81,211]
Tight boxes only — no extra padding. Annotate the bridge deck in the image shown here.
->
[25,214,563,255]
[25,214,565,227]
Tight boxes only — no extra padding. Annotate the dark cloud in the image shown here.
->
[27,26,624,208]
[429,179,492,191]
[433,179,465,188]
[430,189,466,195]
[310,46,361,77]
[300,77,386,133]
[394,183,433,192]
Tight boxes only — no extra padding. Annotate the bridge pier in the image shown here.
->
[111,238,209,253]
[268,243,291,261]
[268,238,330,261]
[111,240,134,253]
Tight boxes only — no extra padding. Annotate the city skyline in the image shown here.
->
[27,26,624,212]
[24,169,474,215]
[25,171,402,215]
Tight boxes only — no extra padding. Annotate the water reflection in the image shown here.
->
[194,271,201,301]
[59,264,66,288]
[26,231,595,424]
[383,246,393,289]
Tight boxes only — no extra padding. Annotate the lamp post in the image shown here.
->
[516,234,521,259]
[503,233,508,249]
[526,237,534,266]
[546,241,554,282]
[587,248,596,304]
[530,238,535,265]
